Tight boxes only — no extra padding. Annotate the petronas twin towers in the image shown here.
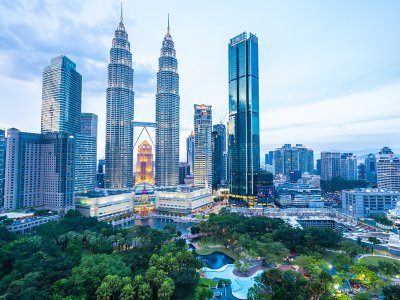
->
[105,9,179,188]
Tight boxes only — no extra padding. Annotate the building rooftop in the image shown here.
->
[344,188,400,194]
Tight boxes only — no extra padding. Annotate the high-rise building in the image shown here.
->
[155,19,180,187]
[97,159,105,188]
[179,162,190,185]
[105,10,135,189]
[358,163,366,181]
[212,123,227,185]
[340,153,358,181]
[186,132,195,175]
[75,113,98,193]
[228,32,260,198]
[320,152,341,180]
[265,150,274,166]
[194,104,212,188]
[0,128,5,208]
[135,140,155,185]
[41,56,82,134]
[4,129,75,212]
[376,147,400,191]
[316,159,321,176]
[365,153,377,186]
[274,144,314,178]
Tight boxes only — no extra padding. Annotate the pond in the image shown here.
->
[198,251,235,269]
[122,218,193,235]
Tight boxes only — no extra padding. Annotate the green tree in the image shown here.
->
[120,284,136,300]
[158,278,175,300]
[138,283,152,300]
[96,282,112,300]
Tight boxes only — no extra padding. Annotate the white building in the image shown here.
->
[376,147,400,192]
[342,189,400,218]
[320,152,341,180]
[275,183,323,208]
[155,186,212,214]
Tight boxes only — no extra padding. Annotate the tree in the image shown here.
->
[96,282,112,300]
[383,285,400,300]
[158,278,175,300]
[120,284,136,300]
[137,283,152,300]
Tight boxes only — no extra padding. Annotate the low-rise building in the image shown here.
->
[155,186,212,214]
[275,183,323,208]
[342,189,400,218]
[3,213,60,234]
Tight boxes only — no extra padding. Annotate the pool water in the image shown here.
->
[198,252,235,269]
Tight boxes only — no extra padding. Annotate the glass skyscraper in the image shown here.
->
[0,128,6,208]
[105,12,135,188]
[212,123,227,187]
[228,32,260,198]
[194,104,212,188]
[155,20,180,187]
[41,56,82,134]
[186,132,195,175]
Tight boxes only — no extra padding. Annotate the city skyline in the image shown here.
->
[1,1,400,162]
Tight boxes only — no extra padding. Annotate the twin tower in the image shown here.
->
[105,11,179,188]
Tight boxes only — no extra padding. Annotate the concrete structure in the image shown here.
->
[274,144,314,178]
[155,19,180,187]
[75,113,98,193]
[228,32,260,199]
[340,153,358,181]
[135,140,154,185]
[105,10,135,189]
[155,186,212,214]
[275,183,323,208]
[321,151,341,180]
[5,214,60,234]
[376,147,400,191]
[342,189,400,218]
[186,132,194,175]
[194,104,212,188]
[0,128,5,208]
[41,55,82,134]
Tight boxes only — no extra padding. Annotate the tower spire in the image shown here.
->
[120,1,123,23]
[167,13,170,34]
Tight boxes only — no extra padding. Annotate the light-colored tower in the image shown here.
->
[41,55,82,134]
[320,151,341,180]
[135,140,155,185]
[376,147,400,191]
[105,6,135,188]
[194,104,212,188]
[155,16,180,187]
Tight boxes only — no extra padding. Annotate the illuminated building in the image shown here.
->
[135,140,155,185]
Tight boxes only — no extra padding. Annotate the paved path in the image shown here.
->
[356,254,400,262]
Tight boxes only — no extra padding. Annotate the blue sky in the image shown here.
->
[0,0,399,161]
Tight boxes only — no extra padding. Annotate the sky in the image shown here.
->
[1,0,399,163]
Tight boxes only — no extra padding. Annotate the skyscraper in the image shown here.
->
[97,159,105,188]
[186,132,195,175]
[41,56,82,134]
[376,147,400,191]
[75,113,98,193]
[365,153,377,186]
[105,9,135,189]
[340,153,358,181]
[194,105,212,188]
[273,144,314,178]
[213,124,227,182]
[228,32,260,198]
[0,128,5,208]
[135,140,155,185]
[155,18,180,187]
[320,152,341,180]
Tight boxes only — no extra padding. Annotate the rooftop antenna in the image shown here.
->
[120,1,123,22]
[167,13,170,33]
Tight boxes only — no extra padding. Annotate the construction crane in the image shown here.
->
[220,112,228,124]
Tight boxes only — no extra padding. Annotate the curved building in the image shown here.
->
[105,9,135,188]
[155,18,180,187]
[135,140,155,185]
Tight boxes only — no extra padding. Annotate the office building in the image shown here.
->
[228,32,260,199]
[75,113,98,193]
[340,153,358,181]
[135,140,155,185]
[321,152,341,180]
[155,19,180,187]
[365,153,377,186]
[316,159,321,176]
[186,132,194,175]
[97,159,105,188]
[41,56,82,134]
[213,124,227,182]
[179,162,190,185]
[194,104,212,188]
[105,10,135,188]
[274,144,314,178]
[275,183,323,208]
[342,189,399,218]
[376,147,400,191]
[358,163,366,181]
[0,128,5,208]
[265,150,274,166]
[254,171,274,205]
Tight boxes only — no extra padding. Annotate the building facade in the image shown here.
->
[274,144,314,178]
[342,189,399,218]
[213,123,227,185]
[97,159,105,188]
[193,104,212,188]
[155,21,180,187]
[41,56,82,134]
[228,32,260,198]
[75,113,98,193]
[135,140,155,185]
[340,153,358,181]
[0,128,5,208]
[320,152,341,180]
[186,132,194,175]
[365,153,377,186]
[376,147,400,192]
[275,183,323,208]
[179,162,190,185]
[105,13,135,189]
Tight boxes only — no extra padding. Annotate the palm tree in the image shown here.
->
[158,278,175,300]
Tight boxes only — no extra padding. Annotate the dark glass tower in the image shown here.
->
[228,32,260,198]
[105,9,134,188]
[155,18,180,186]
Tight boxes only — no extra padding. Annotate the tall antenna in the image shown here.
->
[120,1,123,22]
[167,13,170,32]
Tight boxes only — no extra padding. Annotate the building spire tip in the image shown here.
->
[120,1,123,22]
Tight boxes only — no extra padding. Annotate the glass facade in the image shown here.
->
[105,15,135,188]
[155,24,180,186]
[186,132,195,175]
[273,144,314,178]
[0,128,5,208]
[228,32,260,197]
[41,56,82,134]
[365,153,377,186]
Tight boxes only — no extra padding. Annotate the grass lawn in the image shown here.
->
[359,256,400,267]
[195,245,239,260]
[199,278,218,288]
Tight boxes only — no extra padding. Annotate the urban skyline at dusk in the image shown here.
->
[1,0,400,162]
